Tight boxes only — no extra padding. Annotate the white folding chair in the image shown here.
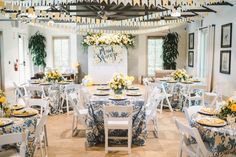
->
[104,105,133,154]
[34,112,48,157]
[181,84,205,108]
[13,82,27,104]
[0,131,28,157]
[145,87,162,137]
[60,84,79,115]
[154,82,173,113]
[69,93,88,136]
[183,106,203,125]
[26,98,49,147]
[79,86,91,109]
[174,118,213,157]
[25,86,46,99]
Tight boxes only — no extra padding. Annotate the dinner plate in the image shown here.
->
[40,83,52,85]
[109,96,127,101]
[192,80,201,83]
[126,93,142,96]
[159,79,167,81]
[127,86,139,90]
[198,108,218,116]
[0,118,13,128]
[31,82,40,84]
[97,87,110,90]
[167,81,177,83]
[58,82,70,85]
[12,108,38,118]
[196,118,227,127]
[181,81,193,84]
[94,93,110,96]
[11,104,25,110]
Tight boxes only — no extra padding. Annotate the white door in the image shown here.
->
[18,34,30,84]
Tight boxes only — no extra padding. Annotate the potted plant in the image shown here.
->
[28,32,47,72]
[162,32,180,70]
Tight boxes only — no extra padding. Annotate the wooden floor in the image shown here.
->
[34,111,186,157]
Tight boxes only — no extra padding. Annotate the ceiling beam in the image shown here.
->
[201,6,217,13]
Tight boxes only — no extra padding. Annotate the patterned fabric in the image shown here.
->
[0,116,38,157]
[191,113,236,156]
[86,96,147,146]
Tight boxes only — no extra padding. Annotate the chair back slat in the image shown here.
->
[26,98,49,115]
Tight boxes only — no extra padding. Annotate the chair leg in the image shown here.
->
[128,127,132,154]
[43,133,48,157]
[44,125,48,146]
[105,128,108,154]
[66,96,69,116]
[153,118,158,138]
[160,99,164,114]
[166,96,173,112]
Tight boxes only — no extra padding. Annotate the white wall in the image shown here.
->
[186,5,236,96]
[0,20,29,90]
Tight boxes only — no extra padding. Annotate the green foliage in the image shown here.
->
[162,32,179,70]
[28,32,47,68]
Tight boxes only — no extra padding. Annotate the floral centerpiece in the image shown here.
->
[45,70,63,83]
[218,100,236,121]
[109,73,129,95]
[82,33,135,48]
[171,69,189,81]
[0,89,11,117]
[82,75,93,86]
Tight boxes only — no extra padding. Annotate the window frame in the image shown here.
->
[146,36,164,76]
[52,36,71,69]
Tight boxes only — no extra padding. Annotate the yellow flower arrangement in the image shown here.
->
[218,100,236,120]
[45,70,63,82]
[109,73,133,94]
[171,69,189,81]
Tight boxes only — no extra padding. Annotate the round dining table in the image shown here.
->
[191,113,236,156]
[0,110,39,157]
[86,87,147,147]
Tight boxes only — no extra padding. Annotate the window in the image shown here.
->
[198,29,208,78]
[147,37,163,76]
[53,37,70,69]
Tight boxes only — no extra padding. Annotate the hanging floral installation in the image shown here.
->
[82,33,135,48]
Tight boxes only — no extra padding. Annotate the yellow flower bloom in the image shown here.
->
[0,96,6,103]
[231,104,236,112]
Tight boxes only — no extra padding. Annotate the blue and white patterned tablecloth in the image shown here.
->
[0,116,38,157]
[191,113,236,156]
[86,95,147,146]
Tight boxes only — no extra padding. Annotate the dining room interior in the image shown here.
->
[0,0,236,157]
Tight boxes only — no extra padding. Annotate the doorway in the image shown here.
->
[18,34,30,84]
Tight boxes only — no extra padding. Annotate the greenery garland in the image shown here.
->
[28,32,47,68]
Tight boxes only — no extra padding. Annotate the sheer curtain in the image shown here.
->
[197,25,215,92]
